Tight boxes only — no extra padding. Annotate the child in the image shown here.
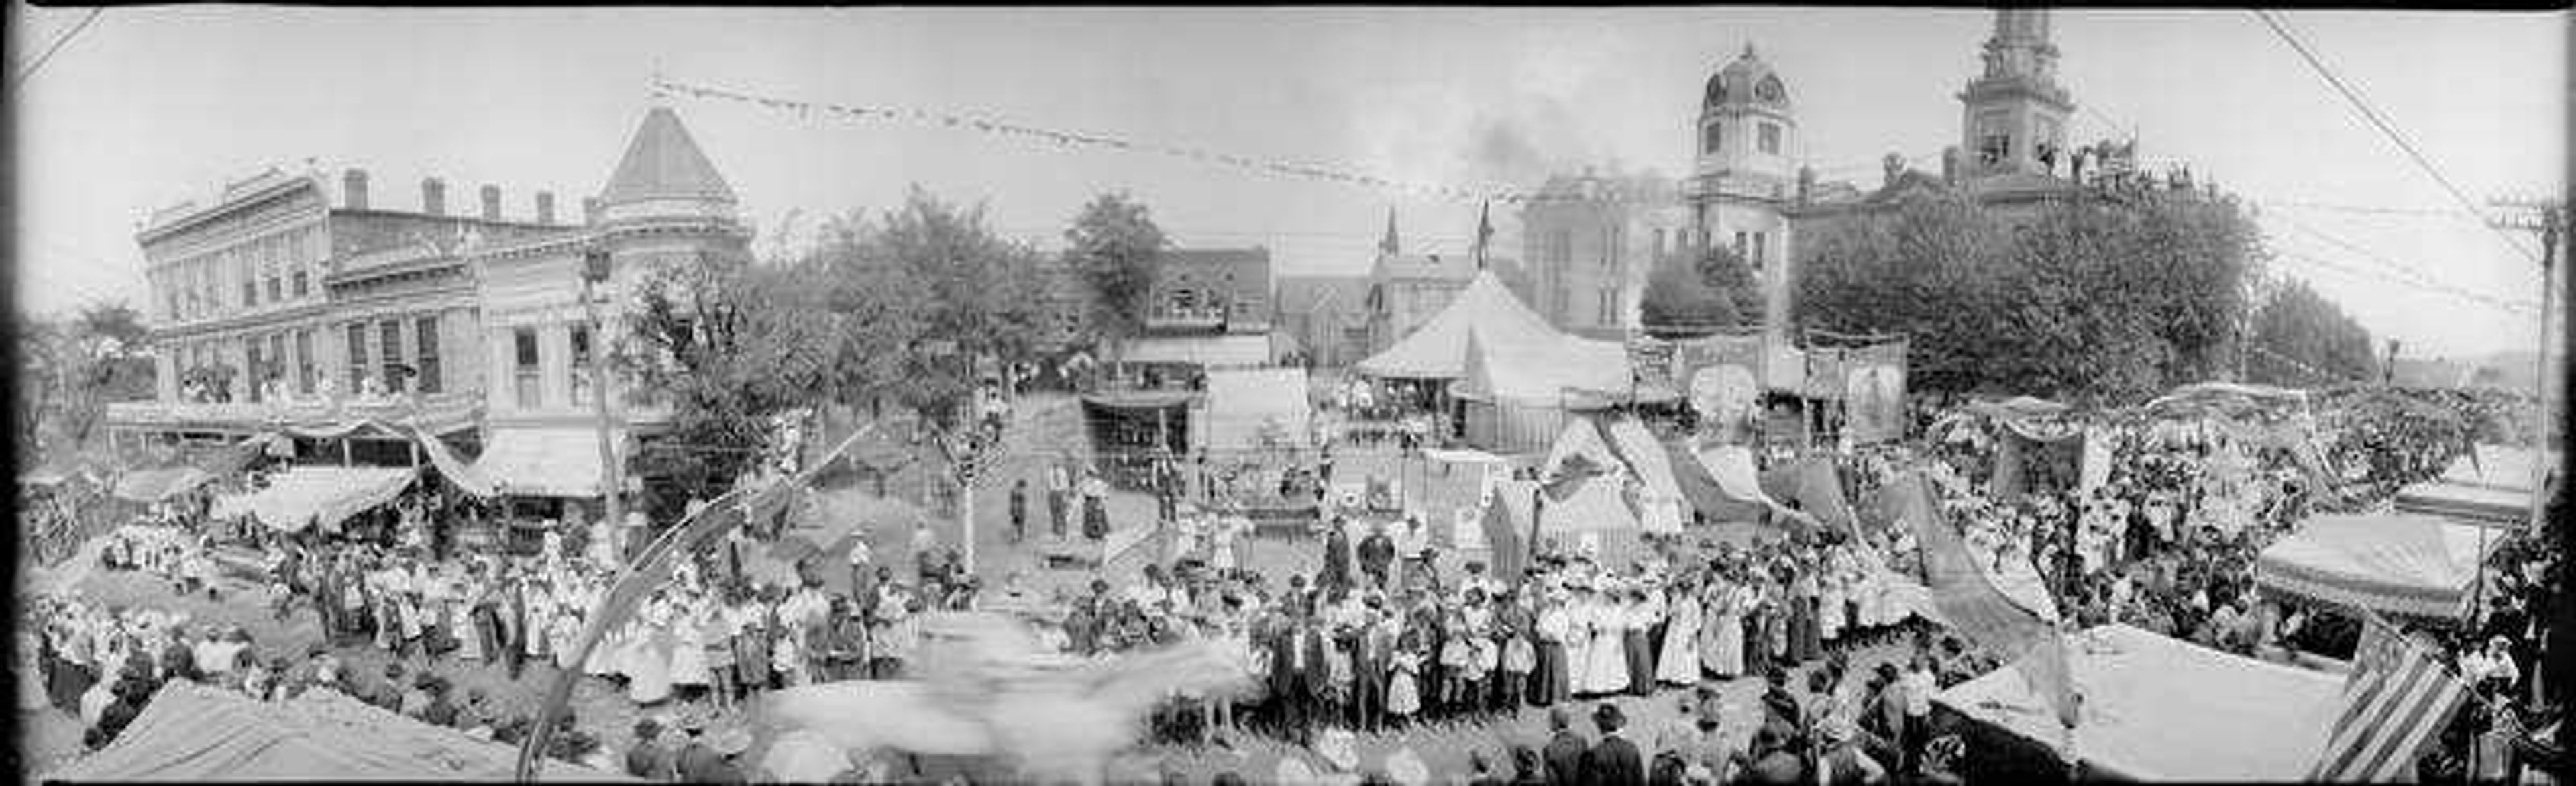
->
[1386,628,1422,729]
[1437,611,1471,716]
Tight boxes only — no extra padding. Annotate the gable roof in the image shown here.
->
[1275,274,1370,315]
[600,106,736,208]
[1355,271,1566,378]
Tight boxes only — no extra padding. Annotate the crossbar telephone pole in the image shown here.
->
[2487,196,2563,536]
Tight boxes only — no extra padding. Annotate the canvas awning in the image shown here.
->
[2253,513,2505,620]
[1666,442,1774,526]
[2395,481,2534,526]
[1759,456,1858,536]
[111,466,217,503]
[467,427,611,498]
[44,681,633,782]
[1599,417,1686,534]
[1121,334,1274,369]
[1201,367,1314,451]
[1933,624,2344,782]
[211,466,417,533]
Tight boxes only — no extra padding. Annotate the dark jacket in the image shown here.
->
[1544,730,1590,786]
[1267,624,1329,697]
[1321,531,1352,585]
[1578,734,1647,786]
[1358,534,1396,573]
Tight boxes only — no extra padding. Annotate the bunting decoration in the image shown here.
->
[650,75,1652,207]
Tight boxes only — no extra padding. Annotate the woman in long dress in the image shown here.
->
[626,595,676,705]
[1656,581,1703,686]
[1788,562,1822,666]
[450,580,485,664]
[1622,589,1656,696]
[1580,587,1630,696]
[668,593,712,699]
[1709,576,1749,679]
[1817,569,1847,649]
[1533,589,1572,706]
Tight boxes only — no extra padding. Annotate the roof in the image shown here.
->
[2253,513,2505,620]
[1274,274,1370,315]
[1703,44,1791,111]
[1354,271,1566,379]
[1933,624,2345,782]
[45,680,634,781]
[599,106,736,209]
[1121,334,1274,369]
[1201,368,1314,450]
[1368,252,1478,285]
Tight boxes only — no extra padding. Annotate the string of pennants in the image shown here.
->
[651,75,1639,207]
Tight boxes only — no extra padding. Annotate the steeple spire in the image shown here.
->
[1379,207,1401,256]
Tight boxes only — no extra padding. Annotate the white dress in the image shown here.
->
[667,601,711,688]
[1656,593,1703,685]
[625,603,674,703]
[1579,601,1630,695]
[1818,575,1846,642]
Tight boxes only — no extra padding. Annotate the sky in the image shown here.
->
[13,7,2566,362]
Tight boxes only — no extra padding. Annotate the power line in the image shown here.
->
[2259,200,2481,221]
[2249,9,2538,264]
[11,7,105,93]
[2269,211,2537,311]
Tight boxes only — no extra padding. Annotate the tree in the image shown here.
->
[21,302,159,462]
[1639,252,1738,336]
[1792,185,2265,404]
[2250,277,2377,386]
[1695,244,1767,328]
[812,186,1047,431]
[1064,191,1166,352]
[624,245,841,499]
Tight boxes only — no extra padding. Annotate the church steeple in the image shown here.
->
[1379,207,1401,256]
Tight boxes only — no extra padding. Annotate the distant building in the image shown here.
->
[111,105,752,504]
[1516,173,1695,340]
[1273,273,1370,368]
[1144,248,1272,336]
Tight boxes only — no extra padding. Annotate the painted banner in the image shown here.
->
[1840,340,1910,445]
[1673,333,1764,443]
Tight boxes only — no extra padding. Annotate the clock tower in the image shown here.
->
[1957,9,2075,179]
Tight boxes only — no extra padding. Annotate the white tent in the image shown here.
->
[1354,271,1568,379]
[2254,513,2504,620]
[211,466,417,532]
[1933,624,2343,782]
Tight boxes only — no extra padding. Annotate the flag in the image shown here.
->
[2306,618,2474,782]
[1898,471,2077,729]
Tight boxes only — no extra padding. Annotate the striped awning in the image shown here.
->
[2253,513,2503,621]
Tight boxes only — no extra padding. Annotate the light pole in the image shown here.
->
[2489,197,2563,535]
[580,247,626,555]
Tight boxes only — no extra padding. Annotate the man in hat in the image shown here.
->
[670,715,722,781]
[1010,478,1030,544]
[1542,707,1589,786]
[1320,518,1354,594]
[1352,597,1395,732]
[1267,603,1330,746]
[1358,521,1396,591]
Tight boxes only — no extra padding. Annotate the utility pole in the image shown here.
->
[581,247,626,554]
[2488,196,2565,535]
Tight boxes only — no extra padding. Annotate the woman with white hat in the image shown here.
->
[1533,582,1573,706]
[1578,578,1630,697]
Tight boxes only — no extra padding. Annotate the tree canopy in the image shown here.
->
[1638,252,1738,337]
[2249,277,2377,387]
[21,302,157,464]
[1064,191,1167,352]
[1694,244,1767,328]
[1792,186,2266,404]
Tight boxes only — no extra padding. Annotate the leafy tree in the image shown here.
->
[813,186,1047,431]
[21,302,159,462]
[2250,277,2377,386]
[1792,185,2265,404]
[623,243,835,497]
[1695,245,1766,327]
[1064,191,1166,353]
[1639,252,1738,336]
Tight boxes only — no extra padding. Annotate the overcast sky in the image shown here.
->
[13,7,2565,361]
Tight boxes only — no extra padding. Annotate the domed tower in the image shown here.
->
[1687,44,1797,336]
[1958,8,2075,179]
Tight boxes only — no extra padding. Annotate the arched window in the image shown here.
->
[1703,121,1723,155]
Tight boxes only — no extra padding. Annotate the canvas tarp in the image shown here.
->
[1666,442,1772,526]
[2253,513,2505,620]
[1201,367,1315,451]
[414,431,496,497]
[2394,481,2532,526]
[1933,624,2343,782]
[111,466,216,503]
[1759,457,1858,536]
[1454,328,1673,407]
[468,427,611,498]
[1599,418,1686,534]
[211,466,416,533]
[44,680,634,782]
[1354,271,1568,379]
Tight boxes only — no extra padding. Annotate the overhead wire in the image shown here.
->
[11,7,105,93]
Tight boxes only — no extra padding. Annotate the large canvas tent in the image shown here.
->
[1353,271,1568,379]
[44,681,633,781]
[2253,513,2506,620]
[1933,624,2343,782]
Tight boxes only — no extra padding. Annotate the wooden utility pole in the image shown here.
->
[2488,196,2564,536]
[581,248,626,552]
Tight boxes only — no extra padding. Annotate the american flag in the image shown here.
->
[2306,618,2473,782]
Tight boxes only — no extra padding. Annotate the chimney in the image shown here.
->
[582,197,603,226]
[421,178,446,216]
[341,168,370,210]
[479,185,502,221]
[535,191,556,224]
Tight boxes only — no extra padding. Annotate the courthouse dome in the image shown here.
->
[1703,44,1791,111]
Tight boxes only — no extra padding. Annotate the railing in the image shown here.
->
[105,390,485,429]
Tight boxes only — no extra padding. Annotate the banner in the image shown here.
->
[1804,346,1849,401]
[1674,333,1764,443]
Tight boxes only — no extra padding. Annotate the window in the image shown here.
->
[346,322,369,392]
[294,330,313,394]
[1758,123,1782,155]
[292,270,308,298]
[239,251,256,308]
[414,316,441,394]
[1597,287,1617,325]
[244,341,263,403]
[569,324,593,405]
[1976,111,2011,167]
[1751,232,1768,273]
[379,320,405,393]
[513,328,541,409]
[266,274,282,303]
[1734,232,1750,260]
[1702,122,1723,155]
[268,334,286,391]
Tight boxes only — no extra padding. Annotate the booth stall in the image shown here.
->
[2253,513,2506,622]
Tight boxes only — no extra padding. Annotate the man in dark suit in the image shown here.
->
[1352,604,1393,732]
[1267,608,1329,746]
[1320,519,1353,593]
[1542,707,1590,786]
[1578,702,1645,786]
